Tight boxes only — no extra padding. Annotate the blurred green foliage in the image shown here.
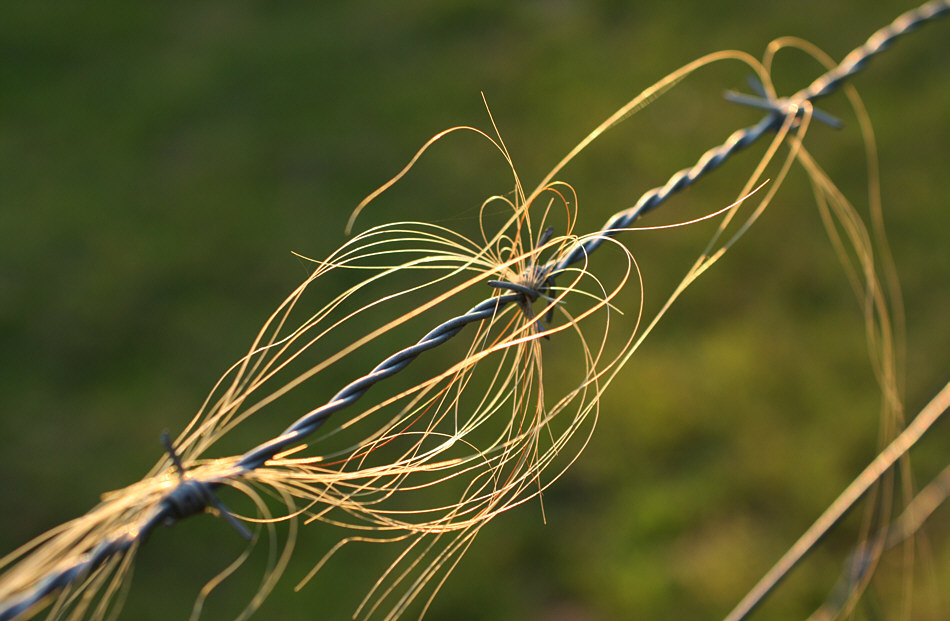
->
[1,1,948,620]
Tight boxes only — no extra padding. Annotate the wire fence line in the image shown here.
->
[0,2,947,620]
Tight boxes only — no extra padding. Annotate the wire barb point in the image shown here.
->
[725,77,844,130]
[487,226,559,340]
[159,432,252,540]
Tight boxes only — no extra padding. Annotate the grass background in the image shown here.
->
[1,1,948,619]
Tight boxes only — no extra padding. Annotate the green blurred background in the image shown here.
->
[1,1,948,619]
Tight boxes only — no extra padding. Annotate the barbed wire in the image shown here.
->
[1,1,947,619]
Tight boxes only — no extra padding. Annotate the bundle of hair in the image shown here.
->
[1,2,948,620]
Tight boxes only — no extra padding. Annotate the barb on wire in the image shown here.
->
[160,431,252,540]
[487,225,558,338]
[725,75,844,129]
[1,2,947,620]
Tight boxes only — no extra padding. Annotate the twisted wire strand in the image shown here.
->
[556,0,949,271]
[0,511,166,621]
[1,3,947,619]
[236,292,522,471]
[554,113,776,270]
[801,0,950,102]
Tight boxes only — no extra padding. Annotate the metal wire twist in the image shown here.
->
[0,510,168,621]
[1,2,947,619]
[553,113,776,270]
[557,0,949,271]
[236,292,522,471]
[801,0,949,102]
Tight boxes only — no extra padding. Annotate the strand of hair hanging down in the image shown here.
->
[1,2,947,619]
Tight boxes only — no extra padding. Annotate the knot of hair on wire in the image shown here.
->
[159,431,252,540]
[487,227,560,339]
[724,75,843,130]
